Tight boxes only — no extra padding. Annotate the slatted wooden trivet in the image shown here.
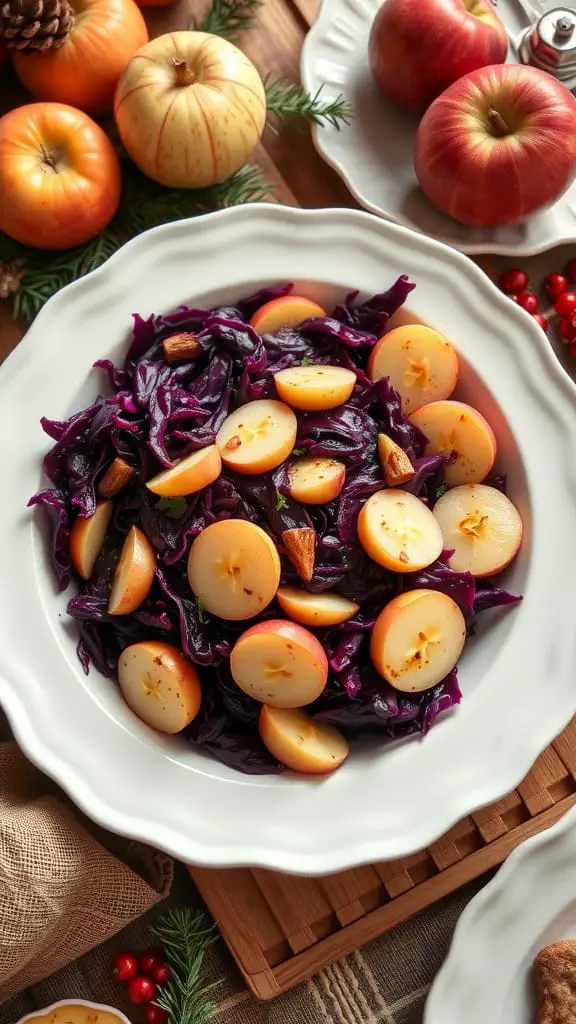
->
[189,716,576,999]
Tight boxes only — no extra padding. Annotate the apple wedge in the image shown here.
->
[118,641,201,734]
[216,399,297,475]
[358,489,443,573]
[281,527,316,582]
[259,705,349,775]
[277,586,359,627]
[187,519,281,620]
[69,500,113,580]
[274,365,356,411]
[370,589,466,692]
[378,434,415,486]
[108,525,156,616]
[410,400,496,487]
[250,295,326,335]
[434,483,523,576]
[287,457,346,504]
[368,325,458,413]
[230,619,328,707]
[146,444,221,497]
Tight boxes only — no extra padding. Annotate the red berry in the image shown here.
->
[532,313,548,332]
[127,976,157,1005]
[498,268,528,294]
[565,258,576,282]
[144,1007,168,1024]
[140,948,165,976]
[516,291,539,314]
[113,952,139,982]
[544,273,568,298]
[152,964,171,985]
[555,291,576,316]
[559,316,576,342]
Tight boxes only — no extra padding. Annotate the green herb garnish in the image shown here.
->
[275,491,289,510]
[155,495,188,519]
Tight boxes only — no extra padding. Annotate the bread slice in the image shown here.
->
[534,940,576,1023]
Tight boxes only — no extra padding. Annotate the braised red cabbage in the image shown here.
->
[29,278,521,775]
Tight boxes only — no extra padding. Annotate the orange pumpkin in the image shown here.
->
[0,103,122,249]
[13,0,149,115]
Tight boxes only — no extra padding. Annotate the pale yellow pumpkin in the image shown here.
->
[114,31,267,189]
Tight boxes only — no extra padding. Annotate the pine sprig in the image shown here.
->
[3,161,274,322]
[152,907,220,1024]
[264,76,352,129]
[191,0,263,41]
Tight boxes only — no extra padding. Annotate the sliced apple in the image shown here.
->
[187,519,281,620]
[250,295,326,335]
[146,445,221,497]
[370,589,466,692]
[281,527,316,582]
[358,488,443,573]
[410,400,496,488]
[216,399,297,475]
[230,619,328,707]
[118,641,201,734]
[69,500,113,580]
[433,483,523,577]
[274,365,356,411]
[277,586,359,627]
[259,704,349,775]
[367,324,459,414]
[378,434,415,486]
[108,525,156,615]
[287,457,346,504]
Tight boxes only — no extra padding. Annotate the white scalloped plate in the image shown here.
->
[301,0,576,256]
[1,204,576,873]
[425,804,576,1023]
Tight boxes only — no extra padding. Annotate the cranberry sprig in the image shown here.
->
[114,946,170,1024]
[498,259,576,357]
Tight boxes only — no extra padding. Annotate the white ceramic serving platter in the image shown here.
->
[301,0,576,256]
[1,204,576,874]
[17,1001,132,1024]
[425,803,576,1024]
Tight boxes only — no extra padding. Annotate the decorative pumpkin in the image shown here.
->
[13,0,149,115]
[0,102,121,249]
[114,31,267,189]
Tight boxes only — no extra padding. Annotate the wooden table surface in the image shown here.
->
[0,0,573,374]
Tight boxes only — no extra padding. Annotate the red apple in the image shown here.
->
[368,0,508,112]
[415,64,576,227]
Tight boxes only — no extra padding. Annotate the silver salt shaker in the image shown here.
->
[519,7,576,89]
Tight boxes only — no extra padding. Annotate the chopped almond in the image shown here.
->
[282,527,316,583]
[378,434,415,486]
[162,332,202,363]
[98,457,135,498]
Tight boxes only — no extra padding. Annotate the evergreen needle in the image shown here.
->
[191,0,263,41]
[264,76,352,129]
[152,907,220,1024]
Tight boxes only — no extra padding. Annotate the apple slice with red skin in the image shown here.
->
[216,399,297,475]
[274,365,356,411]
[287,457,346,504]
[250,295,326,335]
[367,325,458,414]
[230,619,328,707]
[410,400,496,487]
[433,483,523,576]
[187,519,281,620]
[118,641,201,734]
[370,589,466,692]
[146,444,221,497]
[259,705,349,775]
[277,586,359,627]
[358,489,443,573]
[108,525,156,615]
[69,500,113,580]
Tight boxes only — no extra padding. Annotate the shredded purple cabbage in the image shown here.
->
[29,278,521,775]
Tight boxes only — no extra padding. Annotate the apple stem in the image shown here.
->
[487,108,510,137]
[171,57,196,87]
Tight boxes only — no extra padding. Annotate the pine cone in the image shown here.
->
[0,0,74,52]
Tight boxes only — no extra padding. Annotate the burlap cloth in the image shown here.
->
[0,709,488,1024]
